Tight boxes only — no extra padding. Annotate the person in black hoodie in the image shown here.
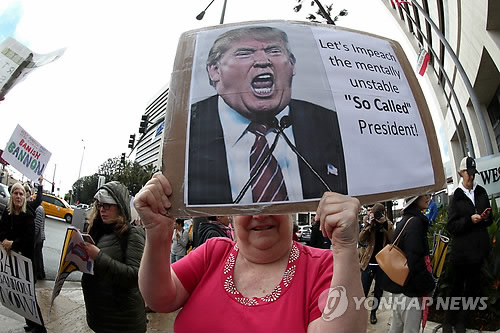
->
[382,194,435,333]
[196,216,233,247]
[443,157,492,333]
[309,218,331,249]
[82,181,147,333]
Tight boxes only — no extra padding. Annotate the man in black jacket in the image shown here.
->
[197,216,233,247]
[309,218,331,249]
[444,157,492,333]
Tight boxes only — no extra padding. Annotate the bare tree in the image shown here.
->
[293,0,348,25]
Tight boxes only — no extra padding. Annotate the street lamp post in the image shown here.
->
[76,139,85,204]
[78,139,85,180]
[196,0,228,24]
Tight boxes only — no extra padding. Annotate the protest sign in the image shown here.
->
[50,227,93,311]
[162,21,445,216]
[0,247,43,325]
[0,37,65,99]
[475,153,500,196]
[2,124,51,182]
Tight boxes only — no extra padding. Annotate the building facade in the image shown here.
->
[135,84,169,169]
[380,0,499,186]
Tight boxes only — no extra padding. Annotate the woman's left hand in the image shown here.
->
[85,243,100,260]
[1,239,13,252]
[316,192,360,253]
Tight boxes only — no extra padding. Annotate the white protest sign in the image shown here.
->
[0,247,43,325]
[310,27,434,196]
[163,21,444,216]
[3,125,51,182]
[61,227,94,275]
[476,153,500,196]
[0,37,65,97]
[51,227,94,311]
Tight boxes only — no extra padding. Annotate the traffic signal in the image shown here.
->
[52,182,55,193]
[139,115,149,134]
[128,134,135,149]
[121,153,126,164]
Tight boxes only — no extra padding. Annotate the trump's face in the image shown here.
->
[208,38,296,122]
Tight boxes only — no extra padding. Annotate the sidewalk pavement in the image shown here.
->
[0,281,487,333]
[1,280,178,333]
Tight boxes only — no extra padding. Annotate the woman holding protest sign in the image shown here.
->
[0,182,46,333]
[81,181,147,333]
[134,173,366,332]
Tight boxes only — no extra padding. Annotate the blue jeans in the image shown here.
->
[171,253,184,264]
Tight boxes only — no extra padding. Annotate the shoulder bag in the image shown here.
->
[375,217,413,286]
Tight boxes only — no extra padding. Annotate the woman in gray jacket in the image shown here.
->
[82,181,146,333]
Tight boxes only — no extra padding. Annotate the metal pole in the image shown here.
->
[220,0,227,24]
[52,164,56,193]
[78,139,85,180]
[410,0,494,155]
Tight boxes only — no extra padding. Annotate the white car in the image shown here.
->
[296,225,312,242]
[77,203,90,209]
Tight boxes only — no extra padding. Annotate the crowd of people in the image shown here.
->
[0,177,47,333]
[0,154,495,333]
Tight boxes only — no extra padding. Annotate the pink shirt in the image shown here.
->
[172,238,333,332]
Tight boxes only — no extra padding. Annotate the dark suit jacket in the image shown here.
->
[188,95,347,205]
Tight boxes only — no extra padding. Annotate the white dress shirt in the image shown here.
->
[458,179,477,206]
[218,96,304,204]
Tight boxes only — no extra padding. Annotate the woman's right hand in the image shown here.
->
[471,214,482,224]
[133,172,174,231]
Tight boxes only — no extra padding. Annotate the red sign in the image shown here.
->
[0,149,9,165]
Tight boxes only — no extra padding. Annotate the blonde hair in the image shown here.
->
[206,26,296,87]
[8,183,27,214]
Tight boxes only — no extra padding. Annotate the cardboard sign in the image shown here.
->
[0,247,43,325]
[2,124,51,182]
[50,227,94,311]
[162,21,445,216]
[476,153,500,196]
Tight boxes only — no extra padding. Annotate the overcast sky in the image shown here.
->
[0,0,446,197]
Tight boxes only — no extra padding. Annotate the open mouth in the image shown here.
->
[251,73,274,96]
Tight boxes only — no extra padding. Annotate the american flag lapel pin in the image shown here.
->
[327,164,338,176]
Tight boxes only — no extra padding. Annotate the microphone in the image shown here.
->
[275,116,332,192]
[280,115,292,129]
[232,115,331,204]
[233,123,281,204]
